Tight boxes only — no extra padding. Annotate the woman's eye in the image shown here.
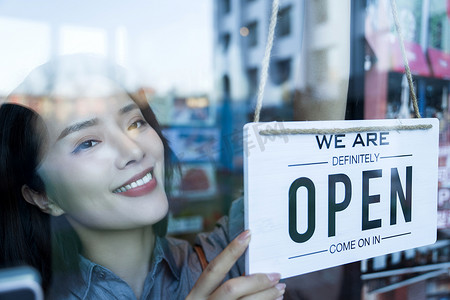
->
[72,140,101,154]
[128,119,147,130]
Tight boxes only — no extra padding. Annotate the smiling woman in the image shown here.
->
[1,55,174,297]
[0,55,285,300]
[34,82,168,231]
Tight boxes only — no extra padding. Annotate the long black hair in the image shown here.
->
[0,55,175,294]
[0,104,52,291]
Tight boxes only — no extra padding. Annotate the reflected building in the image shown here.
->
[213,0,351,170]
[213,0,305,113]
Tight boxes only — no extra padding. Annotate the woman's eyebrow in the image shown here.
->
[57,118,99,140]
[119,103,139,115]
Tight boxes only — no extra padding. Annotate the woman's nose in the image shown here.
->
[113,131,145,169]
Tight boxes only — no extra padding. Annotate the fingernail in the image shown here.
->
[266,273,281,282]
[238,230,251,243]
[275,283,286,291]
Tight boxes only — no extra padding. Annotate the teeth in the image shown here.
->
[143,174,150,184]
[113,172,153,193]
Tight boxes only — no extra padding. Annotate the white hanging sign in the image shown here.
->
[244,119,439,279]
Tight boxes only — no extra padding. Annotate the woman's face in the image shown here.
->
[36,83,168,230]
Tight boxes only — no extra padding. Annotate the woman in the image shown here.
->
[0,55,286,299]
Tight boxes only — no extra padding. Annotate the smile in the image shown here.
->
[113,170,153,193]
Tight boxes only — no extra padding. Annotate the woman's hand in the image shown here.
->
[186,230,286,300]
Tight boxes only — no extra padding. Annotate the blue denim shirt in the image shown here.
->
[48,199,244,299]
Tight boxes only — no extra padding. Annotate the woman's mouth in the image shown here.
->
[113,169,157,197]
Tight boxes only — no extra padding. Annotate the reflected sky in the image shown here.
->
[0,0,213,95]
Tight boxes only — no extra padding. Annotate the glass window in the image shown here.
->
[277,6,291,37]
[247,21,258,47]
[221,0,231,15]
[362,1,450,296]
[220,32,231,52]
[428,0,450,51]
[247,67,258,97]
[315,0,328,24]
[270,58,291,85]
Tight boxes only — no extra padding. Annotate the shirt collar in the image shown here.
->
[65,236,181,299]
[152,236,181,280]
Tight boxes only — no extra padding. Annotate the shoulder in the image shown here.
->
[165,197,245,277]
[193,197,245,275]
[164,236,199,270]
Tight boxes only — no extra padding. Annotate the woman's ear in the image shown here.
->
[21,185,64,216]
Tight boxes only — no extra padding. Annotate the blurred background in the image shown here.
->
[0,0,449,299]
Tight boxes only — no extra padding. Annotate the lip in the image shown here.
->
[113,168,157,197]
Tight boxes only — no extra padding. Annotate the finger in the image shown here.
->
[239,283,286,300]
[209,273,282,300]
[190,230,251,297]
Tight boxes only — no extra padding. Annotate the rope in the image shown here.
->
[252,0,423,137]
[253,0,279,123]
[259,124,432,135]
[390,0,421,118]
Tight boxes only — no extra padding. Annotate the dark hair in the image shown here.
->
[0,55,176,294]
[0,104,52,291]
